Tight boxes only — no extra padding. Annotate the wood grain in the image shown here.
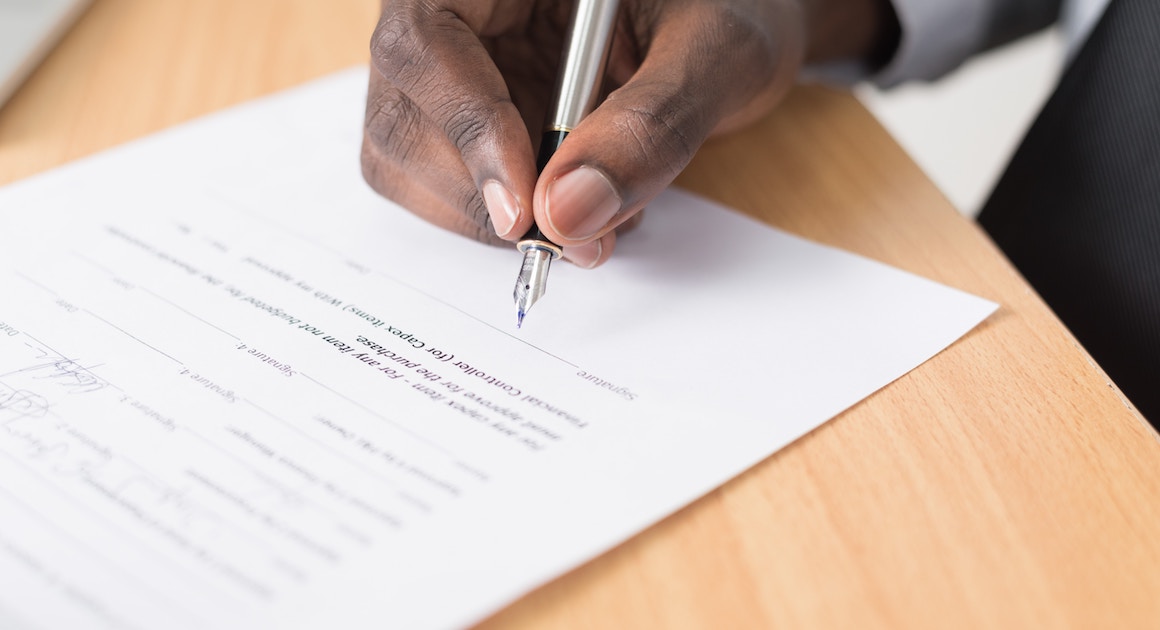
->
[2,2,1157,628]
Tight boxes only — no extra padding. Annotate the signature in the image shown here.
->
[0,382,50,425]
[1,344,109,395]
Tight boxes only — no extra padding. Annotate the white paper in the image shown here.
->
[0,68,996,629]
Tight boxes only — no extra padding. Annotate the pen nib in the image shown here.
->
[513,246,554,327]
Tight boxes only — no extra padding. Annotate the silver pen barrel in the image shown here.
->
[514,0,620,327]
[547,0,621,133]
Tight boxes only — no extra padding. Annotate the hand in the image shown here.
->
[362,0,894,267]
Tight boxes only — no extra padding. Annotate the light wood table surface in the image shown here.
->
[2,1,1158,628]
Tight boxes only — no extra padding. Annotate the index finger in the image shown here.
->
[371,1,539,240]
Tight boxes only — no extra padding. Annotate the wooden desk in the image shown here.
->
[2,1,1158,627]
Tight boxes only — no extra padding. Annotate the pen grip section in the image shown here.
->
[536,129,569,174]
[520,129,570,244]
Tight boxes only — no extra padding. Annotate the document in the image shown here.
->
[0,68,996,629]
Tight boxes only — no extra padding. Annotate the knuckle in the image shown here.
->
[437,98,500,157]
[372,6,468,90]
[371,6,508,163]
[370,11,409,69]
[370,7,432,86]
[365,88,425,164]
[611,87,702,169]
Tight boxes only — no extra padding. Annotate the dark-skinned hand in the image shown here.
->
[362,0,896,267]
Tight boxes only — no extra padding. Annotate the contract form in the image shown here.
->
[0,68,996,629]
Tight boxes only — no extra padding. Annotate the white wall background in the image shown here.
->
[855,29,1066,217]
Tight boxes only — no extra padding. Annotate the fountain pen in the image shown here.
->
[513,0,620,327]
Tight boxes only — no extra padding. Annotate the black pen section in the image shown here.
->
[520,129,570,244]
[536,129,569,173]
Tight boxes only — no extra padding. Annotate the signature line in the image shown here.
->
[82,309,182,365]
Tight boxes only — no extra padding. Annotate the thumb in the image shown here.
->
[533,2,802,248]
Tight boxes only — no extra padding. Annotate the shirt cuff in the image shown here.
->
[802,0,996,87]
[878,0,999,86]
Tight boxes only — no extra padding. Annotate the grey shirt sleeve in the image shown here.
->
[876,0,1064,85]
[804,0,1065,87]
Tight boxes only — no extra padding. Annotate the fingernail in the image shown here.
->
[565,240,603,269]
[482,180,519,238]
[546,166,622,241]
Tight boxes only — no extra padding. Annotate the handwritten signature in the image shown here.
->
[1,344,109,395]
[0,382,50,425]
